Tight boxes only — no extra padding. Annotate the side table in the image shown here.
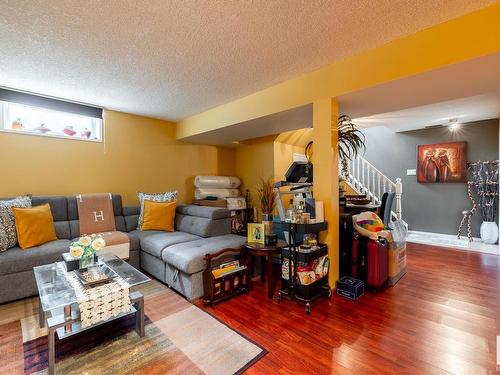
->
[243,240,286,299]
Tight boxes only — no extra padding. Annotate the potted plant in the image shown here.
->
[256,177,277,236]
[300,115,365,179]
[338,115,366,178]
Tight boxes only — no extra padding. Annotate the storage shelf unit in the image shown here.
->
[277,222,331,314]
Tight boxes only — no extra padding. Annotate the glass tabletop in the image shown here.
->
[33,254,150,313]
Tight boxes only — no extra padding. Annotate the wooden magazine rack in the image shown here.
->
[203,247,249,307]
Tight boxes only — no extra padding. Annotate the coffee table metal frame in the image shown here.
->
[33,254,150,375]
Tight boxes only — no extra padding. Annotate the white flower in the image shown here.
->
[79,236,92,246]
[91,237,106,251]
[70,246,84,258]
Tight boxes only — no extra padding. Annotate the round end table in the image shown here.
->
[243,240,286,298]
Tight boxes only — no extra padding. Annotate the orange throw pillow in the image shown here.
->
[13,204,57,249]
[141,200,176,232]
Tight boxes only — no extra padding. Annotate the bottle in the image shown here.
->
[285,199,294,223]
[12,118,23,130]
[296,200,305,223]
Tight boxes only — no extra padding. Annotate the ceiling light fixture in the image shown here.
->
[448,118,461,132]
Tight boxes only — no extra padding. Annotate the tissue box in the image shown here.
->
[62,252,98,272]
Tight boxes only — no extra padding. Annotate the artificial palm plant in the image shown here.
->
[338,115,365,178]
[256,177,276,215]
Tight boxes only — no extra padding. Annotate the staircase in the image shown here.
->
[340,155,404,224]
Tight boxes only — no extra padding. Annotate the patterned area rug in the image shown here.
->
[0,282,266,374]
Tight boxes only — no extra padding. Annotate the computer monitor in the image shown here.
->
[284,162,313,183]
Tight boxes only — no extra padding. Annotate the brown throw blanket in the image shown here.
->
[77,193,116,235]
[76,193,129,257]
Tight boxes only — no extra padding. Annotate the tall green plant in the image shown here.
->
[338,115,365,177]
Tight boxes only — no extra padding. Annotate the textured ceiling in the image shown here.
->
[0,1,495,121]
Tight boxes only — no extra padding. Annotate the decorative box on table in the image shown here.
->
[336,276,364,300]
[62,252,98,271]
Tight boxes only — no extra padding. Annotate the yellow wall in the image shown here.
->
[273,128,313,181]
[0,110,233,205]
[177,5,500,138]
[234,135,276,207]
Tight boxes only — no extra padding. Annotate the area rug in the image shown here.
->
[0,285,266,375]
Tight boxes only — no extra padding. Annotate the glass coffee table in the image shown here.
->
[33,254,150,375]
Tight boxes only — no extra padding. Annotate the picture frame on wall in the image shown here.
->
[247,223,265,244]
[417,141,467,183]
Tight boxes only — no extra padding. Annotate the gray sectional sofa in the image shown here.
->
[0,194,246,304]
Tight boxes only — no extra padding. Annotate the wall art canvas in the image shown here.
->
[417,141,467,183]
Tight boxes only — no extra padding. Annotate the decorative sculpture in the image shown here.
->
[457,178,476,242]
[458,160,499,243]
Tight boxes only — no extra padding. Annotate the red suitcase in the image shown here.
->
[367,237,388,290]
[351,235,368,282]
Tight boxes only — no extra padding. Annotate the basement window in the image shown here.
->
[0,89,103,142]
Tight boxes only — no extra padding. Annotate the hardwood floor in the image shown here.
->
[199,243,500,374]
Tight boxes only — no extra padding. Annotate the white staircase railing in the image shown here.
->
[341,155,403,223]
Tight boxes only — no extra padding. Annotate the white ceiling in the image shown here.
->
[354,93,500,132]
[0,0,495,121]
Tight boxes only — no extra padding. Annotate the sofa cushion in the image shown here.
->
[0,239,71,275]
[0,195,32,251]
[176,205,231,220]
[141,200,176,232]
[54,221,71,240]
[139,231,201,259]
[137,191,177,229]
[13,204,58,249]
[31,196,67,221]
[125,214,139,232]
[175,215,231,238]
[161,234,246,274]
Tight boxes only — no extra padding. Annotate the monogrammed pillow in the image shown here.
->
[0,195,32,251]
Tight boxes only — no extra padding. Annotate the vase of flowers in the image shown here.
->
[69,234,106,269]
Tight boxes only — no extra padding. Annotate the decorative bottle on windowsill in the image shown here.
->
[12,117,23,130]
[480,221,498,244]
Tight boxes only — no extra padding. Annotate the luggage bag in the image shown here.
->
[351,235,368,283]
[339,213,354,278]
[367,237,388,290]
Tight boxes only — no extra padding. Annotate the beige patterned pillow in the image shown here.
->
[137,191,177,229]
[0,195,32,251]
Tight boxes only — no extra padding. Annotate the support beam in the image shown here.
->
[312,98,339,285]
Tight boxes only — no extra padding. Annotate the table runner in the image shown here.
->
[58,263,132,328]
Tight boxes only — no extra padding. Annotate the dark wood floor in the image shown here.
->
[199,243,500,374]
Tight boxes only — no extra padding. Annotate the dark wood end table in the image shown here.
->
[243,240,286,299]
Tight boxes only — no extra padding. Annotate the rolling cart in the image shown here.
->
[277,222,331,314]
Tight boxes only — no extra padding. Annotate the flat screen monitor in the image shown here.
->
[285,162,313,183]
